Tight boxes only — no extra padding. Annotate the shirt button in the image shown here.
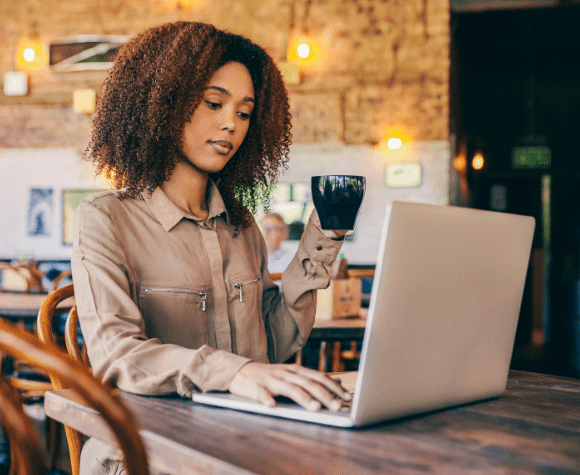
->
[316,245,322,251]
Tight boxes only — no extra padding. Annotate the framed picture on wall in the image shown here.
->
[28,188,54,237]
[62,189,104,246]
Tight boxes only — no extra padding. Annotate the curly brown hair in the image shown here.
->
[85,21,292,229]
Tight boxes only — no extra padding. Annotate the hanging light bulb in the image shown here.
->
[472,152,484,170]
[16,38,48,71]
[387,137,403,150]
[297,42,310,59]
[23,48,36,63]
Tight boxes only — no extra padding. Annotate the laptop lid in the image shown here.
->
[192,201,535,428]
[350,201,535,426]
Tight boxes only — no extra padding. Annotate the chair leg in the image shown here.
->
[7,441,15,475]
[46,417,62,470]
[332,342,344,373]
[294,349,302,366]
[0,433,10,475]
[318,341,328,372]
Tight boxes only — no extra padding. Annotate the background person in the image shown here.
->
[261,212,294,273]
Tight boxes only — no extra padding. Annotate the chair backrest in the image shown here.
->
[0,371,46,475]
[0,317,150,475]
[37,284,84,383]
[49,270,73,293]
[37,283,87,475]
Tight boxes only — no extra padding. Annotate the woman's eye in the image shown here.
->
[238,112,251,120]
[205,100,221,109]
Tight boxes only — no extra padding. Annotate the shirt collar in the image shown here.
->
[143,179,229,232]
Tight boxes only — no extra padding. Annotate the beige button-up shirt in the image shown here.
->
[72,181,343,398]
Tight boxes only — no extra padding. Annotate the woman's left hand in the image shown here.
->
[310,208,350,240]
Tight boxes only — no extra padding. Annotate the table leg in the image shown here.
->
[294,349,302,366]
[318,341,327,372]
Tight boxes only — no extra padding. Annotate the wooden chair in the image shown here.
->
[49,271,73,294]
[0,368,46,475]
[0,266,60,472]
[37,284,87,475]
[0,315,149,475]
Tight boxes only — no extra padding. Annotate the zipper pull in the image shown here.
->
[234,284,243,302]
[201,292,207,311]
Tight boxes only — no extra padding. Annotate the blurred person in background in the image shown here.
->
[261,212,294,273]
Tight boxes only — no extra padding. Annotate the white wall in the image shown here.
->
[0,148,106,260]
[0,141,451,263]
[281,141,451,265]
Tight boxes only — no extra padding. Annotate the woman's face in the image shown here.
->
[180,61,255,175]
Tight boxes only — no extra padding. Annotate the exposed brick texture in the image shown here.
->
[0,0,449,147]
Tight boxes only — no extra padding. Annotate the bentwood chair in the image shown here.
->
[37,284,89,475]
[0,265,59,472]
[48,271,73,294]
[0,315,150,475]
[0,368,46,475]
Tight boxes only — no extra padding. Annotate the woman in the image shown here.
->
[73,21,350,473]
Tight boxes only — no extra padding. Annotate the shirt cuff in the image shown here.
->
[177,345,251,397]
[298,217,344,265]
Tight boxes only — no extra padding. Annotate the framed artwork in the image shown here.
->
[62,189,103,245]
[28,188,54,237]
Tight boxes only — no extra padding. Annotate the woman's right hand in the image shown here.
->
[228,362,351,411]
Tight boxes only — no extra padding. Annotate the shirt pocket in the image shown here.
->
[230,273,267,361]
[138,283,209,349]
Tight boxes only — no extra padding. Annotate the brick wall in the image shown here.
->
[0,0,449,147]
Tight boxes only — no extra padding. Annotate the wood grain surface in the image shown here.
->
[45,370,580,475]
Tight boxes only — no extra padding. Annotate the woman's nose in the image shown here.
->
[221,107,236,133]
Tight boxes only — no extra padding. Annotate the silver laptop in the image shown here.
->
[192,201,535,428]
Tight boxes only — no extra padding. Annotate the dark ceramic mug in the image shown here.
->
[311,175,366,230]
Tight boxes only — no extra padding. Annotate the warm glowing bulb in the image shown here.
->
[387,138,403,150]
[297,43,310,59]
[453,156,467,172]
[23,48,36,62]
[472,153,484,170]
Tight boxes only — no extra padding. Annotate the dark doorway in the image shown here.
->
[450,5,580,377]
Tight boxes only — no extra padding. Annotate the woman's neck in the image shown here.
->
[160,159,210,221]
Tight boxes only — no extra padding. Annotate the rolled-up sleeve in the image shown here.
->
[72,199,249,398]
[261,214,343,364]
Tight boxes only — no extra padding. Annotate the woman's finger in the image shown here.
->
[286,364,351,400]
[265,378,322,412]
[280,371,342,411]
[255,386,276,408]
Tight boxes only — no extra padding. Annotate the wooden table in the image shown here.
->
[310,312,367,341]
[45,370,580,474]
[308,312,367,371]
[0,293,74,320]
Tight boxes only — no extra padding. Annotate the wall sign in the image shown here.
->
[385,163,422,188]
[50,35,130,72]
[512,146,551,169]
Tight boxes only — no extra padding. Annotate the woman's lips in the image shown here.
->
[208,140,233,155]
